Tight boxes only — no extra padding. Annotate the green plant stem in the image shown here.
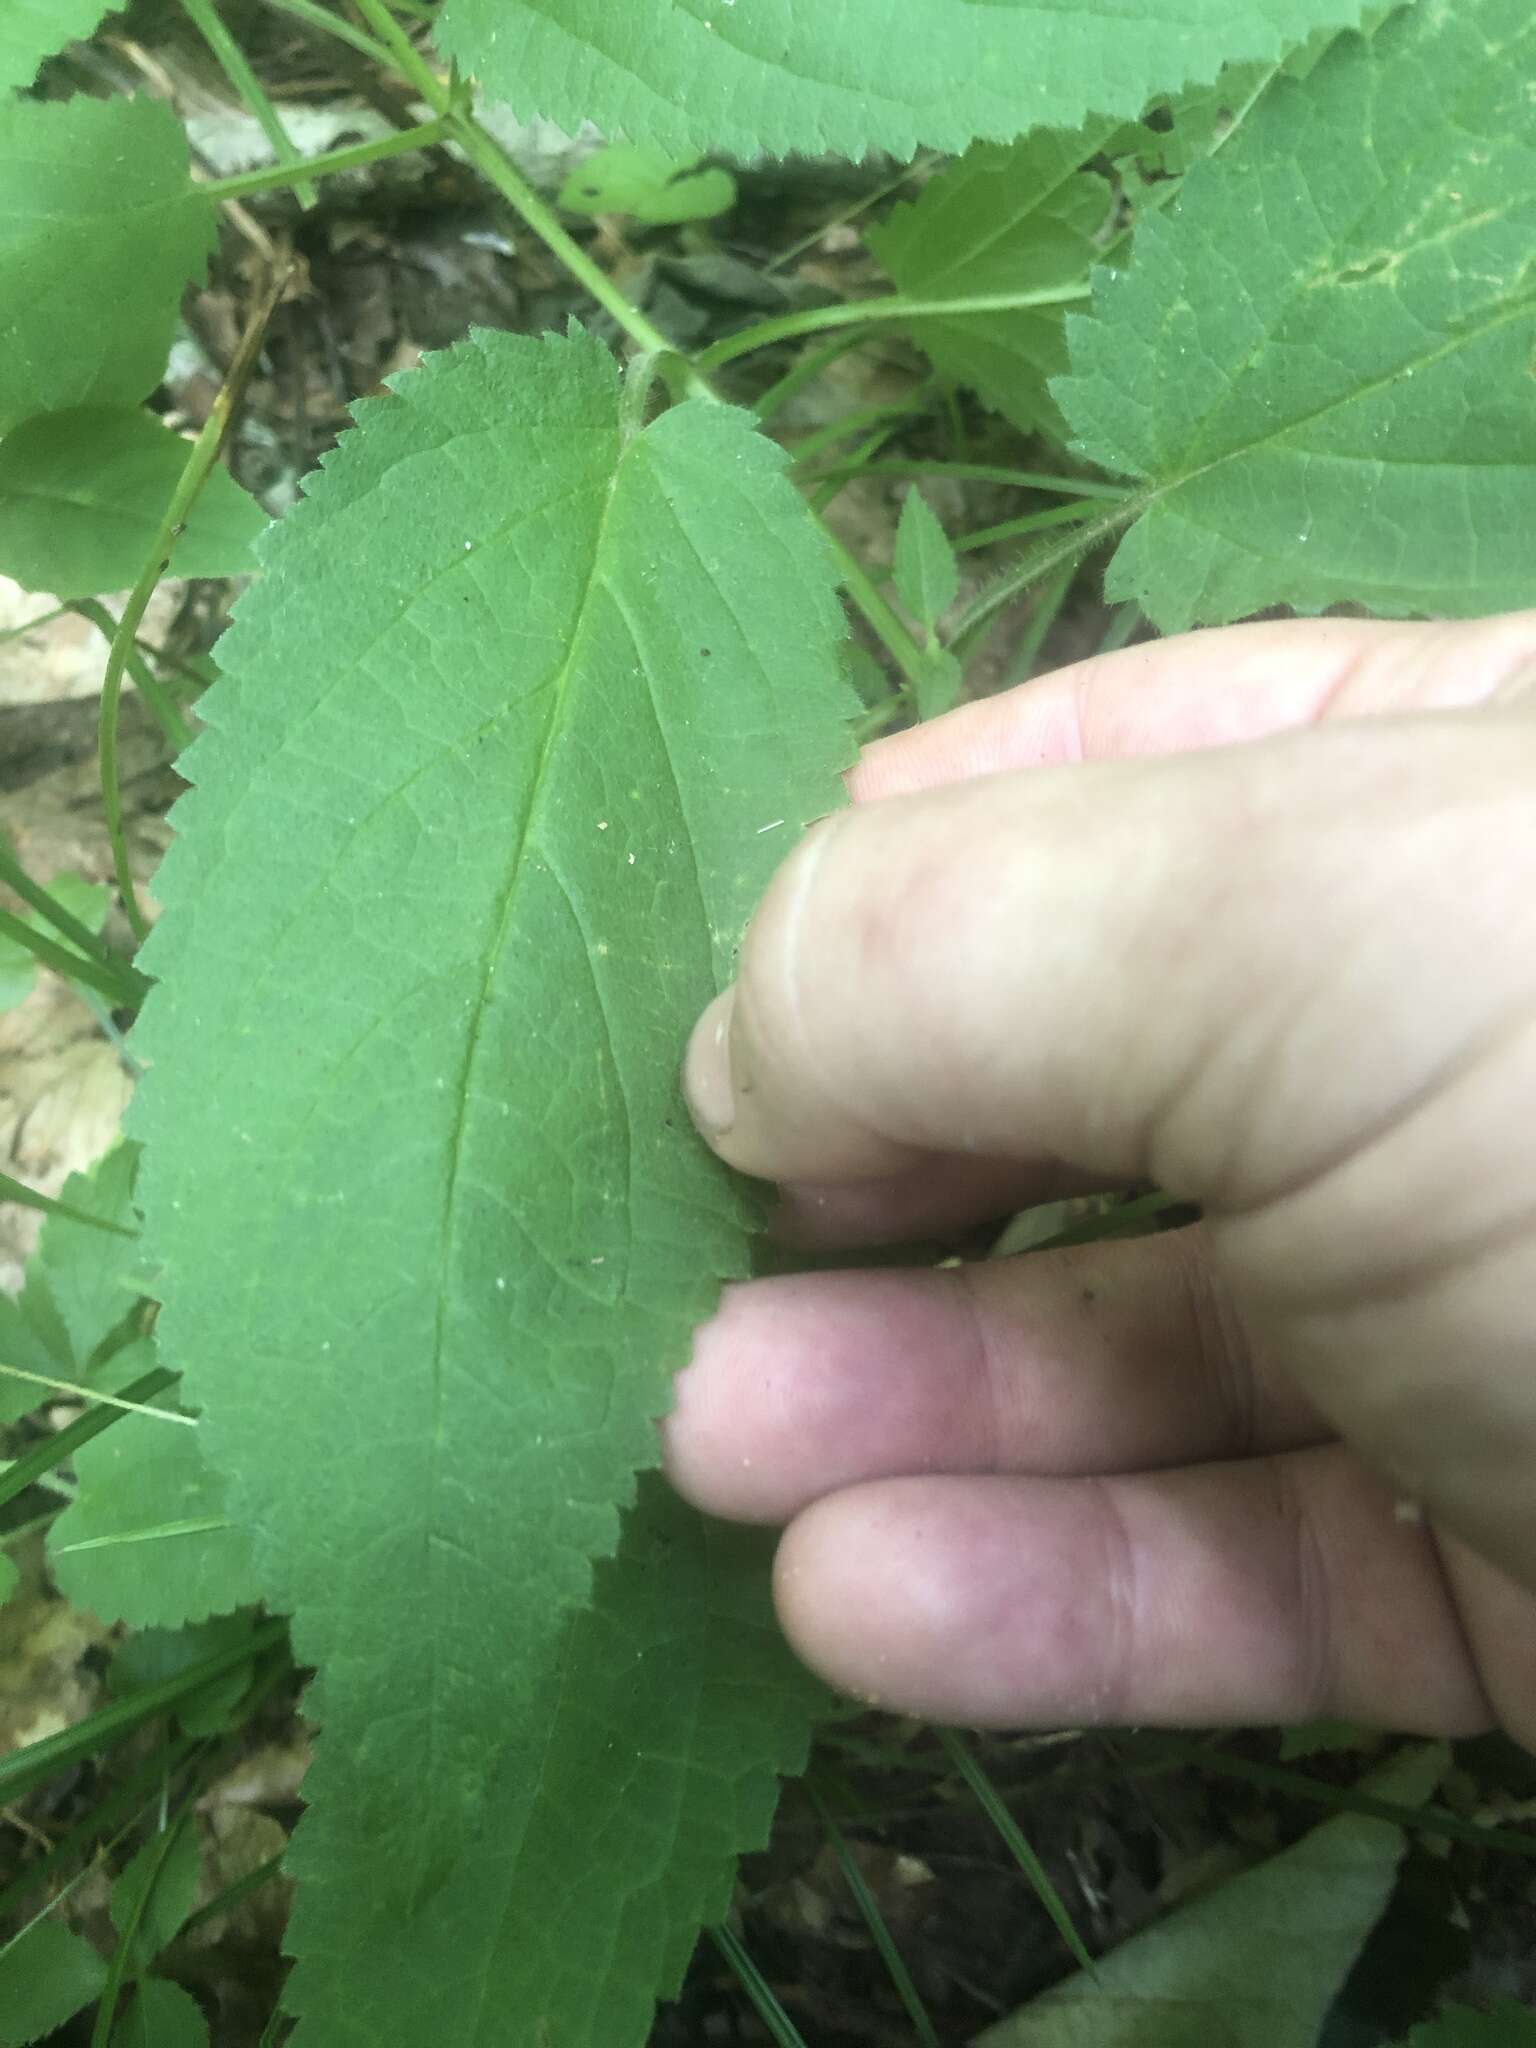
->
[0,1736,196,1924]
[0,1366,175,1515]
[179,1852,284,1939]
[196,114,452,203]
[766,152,938,275]
[259,0,396,66]
[936,1727,1094,1973]
[787,384,936,470]
[0,1170,141,1243]
[695,284,1094,373]
[753,331,872,421]
[810,421,905,516]
[955,499,1100,556]
[950,495,1140,661]
[0,908,144,1009]
[1138,1736,1536,1860]
[1004,557,1076,685]
[800,457,1128,500]
[0,1620,288,1806]
[69,600,193,754]
[0,603,69,644]
[353,0,692,373]
[822,529,930,705]
[181,0,318,209]
[0,837,149,999]
[101,273,287,943]
[710,1925,810,2048]
[89,1810,192,2048]
[808,1785,942,2048]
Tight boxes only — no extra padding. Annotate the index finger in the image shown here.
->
[851,612,1536,802]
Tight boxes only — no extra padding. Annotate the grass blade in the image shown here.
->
[937,1727,1094,1973]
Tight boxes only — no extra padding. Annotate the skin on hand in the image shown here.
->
[662,612,1536,1751]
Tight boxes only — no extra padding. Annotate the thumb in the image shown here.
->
[686,706,1536,1209]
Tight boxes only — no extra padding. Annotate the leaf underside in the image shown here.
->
[0,95,213,437]
[0,0,117,96]
[131,327,853,2037]
[437,0,1379,159]
[1058,0,1536,628]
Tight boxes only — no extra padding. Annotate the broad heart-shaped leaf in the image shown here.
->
[131,329,853,1915]
[437,0,1378,160]
[977,1744,1447,2048]
[48,1380,265,1630]
[0,1916,107,2045]
[0,0,119,95]
[0,406,266,598]
[0,95,213,437]
[1057,0,1536,631]
[868,122,1118,438]
[284,1480,828,2046]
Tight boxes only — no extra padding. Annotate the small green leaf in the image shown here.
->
[1396,2003,1536,2048]
[1058,0,1536,628]
[49,1394,264,1632]
[111,1821,202,1968]
[0,406,266,598]
[21,1143,143,1384]
[0,95,213,435]
[116,1979,212,2048]
[0,1549,17,1607]
[976,1744,1448,2048]
[892,489,959,629]
[0,0,119,95]
[436,0,1379,161]
[560,143,737,225]
[0,1916,107,2045]
[0,875,109,1016]
[109,1614,264,1737]
[869,122,1117,435]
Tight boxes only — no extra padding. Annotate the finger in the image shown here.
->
[1434,1534,1536,1754]
[851,610,1536,802]
[772,1154,1118,1250]
[663,1228,1322,1523]
[684,709,1536,1194]
[772,1447,1496,1734]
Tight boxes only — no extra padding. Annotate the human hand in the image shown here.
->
[663,613,1536,1752]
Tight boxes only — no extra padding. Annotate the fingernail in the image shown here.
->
[684,986,737,1138]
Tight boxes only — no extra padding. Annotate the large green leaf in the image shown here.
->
[1058,0,1536,628]
[977,1744,1447,2048]
[0,94,213,436]
[0,0,118,95]
[868,122,1118,436]
[284,1481,827,2045]
[131,328,853,1942]
[0,406,266,599]
[437,0,1377,159]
